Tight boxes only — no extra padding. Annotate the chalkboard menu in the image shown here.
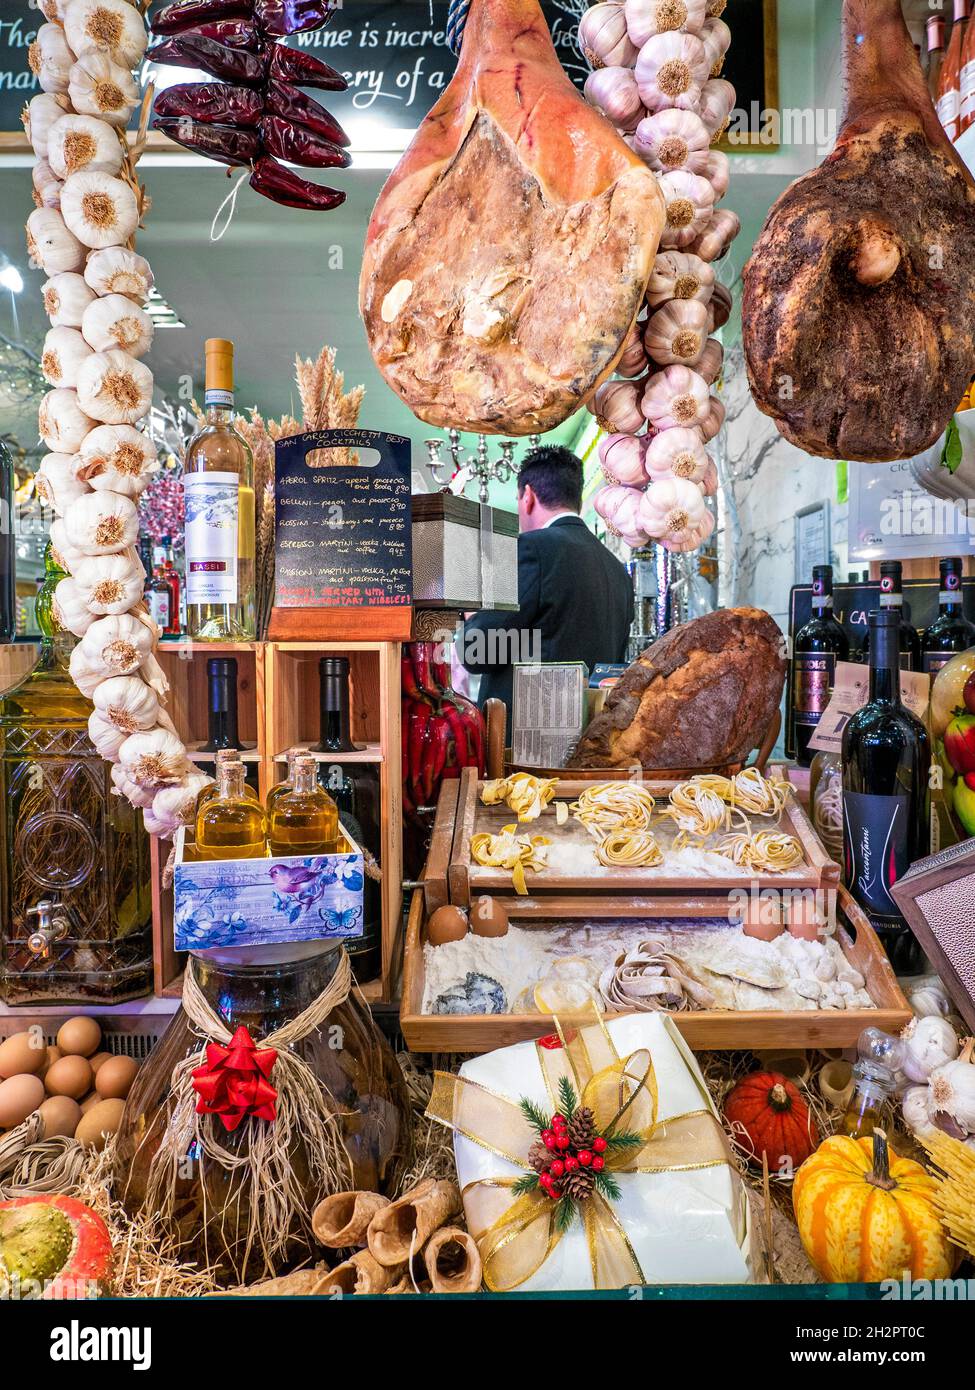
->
[3,0,777,146]
[268,428,412,640]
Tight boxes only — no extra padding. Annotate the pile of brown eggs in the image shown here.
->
[0,1016,140,1152]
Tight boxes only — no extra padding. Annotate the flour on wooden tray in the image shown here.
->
[539,839,749,878]
[421,919,874,1016]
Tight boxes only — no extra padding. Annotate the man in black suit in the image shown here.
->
[459,445,634,713]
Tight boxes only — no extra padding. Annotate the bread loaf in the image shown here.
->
[567,608,786,772]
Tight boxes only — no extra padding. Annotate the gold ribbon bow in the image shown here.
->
[426,1015,732,1292]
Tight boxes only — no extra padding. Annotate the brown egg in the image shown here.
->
[787,897,823,942]
[80,1091,100,1114]
[95,1055,138,1101]
[88,1051,112,1077]
[742,895,784,943]
[41,1045,63,1078]
[75,1098,125,1151]
[0,1030,47,1079]
[426,905,469,946]
[44,1054,93,1101]
[471,895,509,939]
[0,1073,45,1128]
[38,1094,82,1139]
[56,1016,102,1058]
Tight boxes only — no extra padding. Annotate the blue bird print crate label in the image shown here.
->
[173,827,365,951]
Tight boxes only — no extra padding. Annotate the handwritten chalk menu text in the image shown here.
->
[273,429,411,611]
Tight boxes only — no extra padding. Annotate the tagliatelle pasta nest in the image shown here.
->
[726,767,791,818]
[480,773,559,823]
[470,824,550,895]
[711,830,804,874]
[595,830,664,868]
[570,781,656,839]
[657,777,740,837]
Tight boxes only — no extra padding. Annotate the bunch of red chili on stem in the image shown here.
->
[401,640,486,819]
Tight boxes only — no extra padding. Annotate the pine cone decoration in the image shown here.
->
[568,1107,595,1149]
[528,1141,549,1174]
[564,1167,595,1202]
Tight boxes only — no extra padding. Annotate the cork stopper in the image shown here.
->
[205,338,235,393]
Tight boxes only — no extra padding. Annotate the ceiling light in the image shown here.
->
[0,264,24,294]
[144,286,185,328]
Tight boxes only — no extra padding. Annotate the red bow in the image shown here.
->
[191,1025,279,1132]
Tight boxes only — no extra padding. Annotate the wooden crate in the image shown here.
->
[0,642,39,695]
[400,887,911,1053]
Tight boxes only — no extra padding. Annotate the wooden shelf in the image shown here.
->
[272,742,383,765]
[156,641,262,655]
[187,744,262,763]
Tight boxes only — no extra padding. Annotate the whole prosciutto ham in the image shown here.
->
[743,0,975,463]
[359,0,665,435]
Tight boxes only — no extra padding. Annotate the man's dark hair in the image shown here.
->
[516,445,583,512]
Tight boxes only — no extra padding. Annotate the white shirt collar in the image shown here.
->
[541,511,581,529]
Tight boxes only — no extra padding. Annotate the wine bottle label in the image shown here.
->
[148,590,170,628]
[842,790,910,918]
[962,57,975,119]
[204,388,234,410]
[938,87,961,136]
[183,472,239,606]
[793,652,835,726]
[939,589,962,605]
[811,597,833,610]
[878,594,903,608]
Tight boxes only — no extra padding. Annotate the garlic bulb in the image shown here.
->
[64,0,149,69]
[633,108,710,175]
[696,337,723,385]
[25,93,71,158]
[705,149,729,199]
[68,51,139,126]
[48,113,124,179]
[92,673,162,737]
[43,271,97,328]
[29,22,74,95]
[591,378,646,434]
[900,1015,960,1083]
[635,32,710,114]
[61,489,139,555]
[77,423,158,496]
[36,451,90,515]
[61,171,139,250]
[118,728,190,790]
[930,1047,975,1133]
[33,159,62,210]
[110,760,156,808]
[707,280,733,331]
[701,16,731,75]
[663,505,714,553]
[53,577,97,638]
[644,298,708,366]
[76,349,153,425]
[81,293,153,357]
[42,325,94,389]
[908,976,954,1019]
[71,551,145,614]
[594,484,650,549]
[78,612,156,679]
[87,708,129,761]
[579,2,638,70]
[615,322,650,378]
[626,0,706,45]
[638,476,708,542]
[39,387,95,453]
[599,433,650,488]
[699,456,719,497]
[658,170,715,248]
[584,67,644,132]
[645,426,709,483]
[646,250,714,307]
[641,364,710,430]
[49,517,86,575]
[698,77,736,138]
[144,773,212,838]
[26,207,85,275]
[900,1085,938,1140]
[697,392,725,441]
[84,246,154,302]
[40,0,72,20]
[70,644,110,698]
[688,208,740,261]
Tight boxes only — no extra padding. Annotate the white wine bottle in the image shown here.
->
[182,338,256,641]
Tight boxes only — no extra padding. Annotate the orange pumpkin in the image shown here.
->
[724,1071,818,1171]
[793,1129,954,1283]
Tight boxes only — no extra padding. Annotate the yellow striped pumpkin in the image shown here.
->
[793,1130,954,1283]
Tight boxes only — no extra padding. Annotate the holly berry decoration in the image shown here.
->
[519,1076,642,1231]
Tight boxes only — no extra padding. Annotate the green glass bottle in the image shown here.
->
[0,542,152,1003]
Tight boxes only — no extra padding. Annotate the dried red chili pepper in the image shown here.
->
[152,116,260,166]
[154,82,265,127]
[248,156,345,210]
[264,80,350,146]
[152,0,253,36]
[258,114,350,168]
[254,0,336,37]
[189,19,264,50]
[148,34,267,84]
[266,42,346,91]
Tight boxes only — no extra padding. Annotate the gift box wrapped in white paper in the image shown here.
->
[428,1013,756,1291]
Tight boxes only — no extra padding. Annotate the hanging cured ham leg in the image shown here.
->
[742,0,975,462]
[359,0,665,435]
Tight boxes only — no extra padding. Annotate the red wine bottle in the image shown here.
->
[862,561,921,671]
[202,657,240,751]
[922,556,975,675]
[793,564,850,766]
[842,609,930,973]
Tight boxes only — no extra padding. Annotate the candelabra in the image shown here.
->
[424,430,541,503]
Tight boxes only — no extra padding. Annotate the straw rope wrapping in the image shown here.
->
[135,949,355,1282]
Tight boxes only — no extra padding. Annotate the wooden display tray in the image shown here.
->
[439,767,840,908]
[400,887,911,1053]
